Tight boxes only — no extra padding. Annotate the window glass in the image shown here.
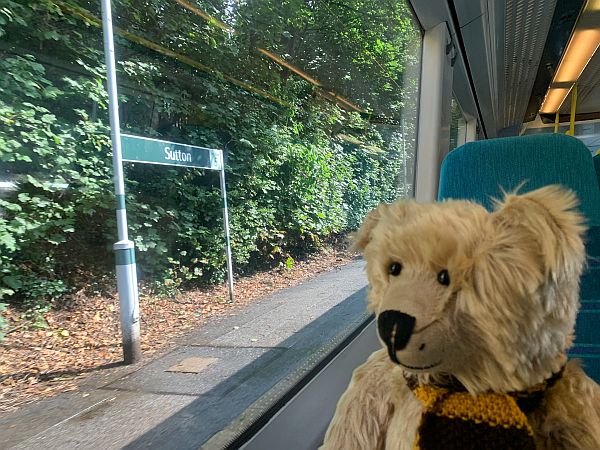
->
[523,120,600,156]
[449,96,467,151]
[1,0,421,442]
[1,0,420,292]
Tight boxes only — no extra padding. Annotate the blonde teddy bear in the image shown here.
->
[321,186,600,450]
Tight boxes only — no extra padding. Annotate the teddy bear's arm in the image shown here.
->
[320,349,396,450]
[531,360,600,450]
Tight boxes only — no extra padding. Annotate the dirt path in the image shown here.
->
[0,247,358,413]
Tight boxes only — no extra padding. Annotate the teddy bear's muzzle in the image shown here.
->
[377,310,416,364]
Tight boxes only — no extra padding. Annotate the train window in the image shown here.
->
[523,121,600,156]
[449,96,467,151]
[1,0,421,446]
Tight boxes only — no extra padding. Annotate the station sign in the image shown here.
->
[121,134,223,170]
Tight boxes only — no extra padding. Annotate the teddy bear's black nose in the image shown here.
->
[377,310,416,363]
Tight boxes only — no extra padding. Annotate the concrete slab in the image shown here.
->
[185,261,367,348]
[0,390,115,449]
[167,357,218,373]
[0,357,155,448]
[120,291,370,449]
[105,346,284,396]
[10,391,196,450]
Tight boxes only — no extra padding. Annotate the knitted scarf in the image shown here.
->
[408,369,563,450]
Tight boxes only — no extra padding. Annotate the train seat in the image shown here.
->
[594,153,600,188]
[438,133,600,382]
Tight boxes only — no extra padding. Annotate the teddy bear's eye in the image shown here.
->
[389,262,402,276]
[437,269,450,286]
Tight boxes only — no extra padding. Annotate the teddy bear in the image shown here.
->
[321,185,600,450]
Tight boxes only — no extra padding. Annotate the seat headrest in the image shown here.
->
[438,134,600,226]
[593,153,600,189]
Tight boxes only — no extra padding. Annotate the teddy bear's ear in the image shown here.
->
[352,203,390,251]
[490,185,587,276]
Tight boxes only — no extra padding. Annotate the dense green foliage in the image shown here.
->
[0,0,419,309]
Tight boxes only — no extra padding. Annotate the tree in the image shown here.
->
[0,0,421,307]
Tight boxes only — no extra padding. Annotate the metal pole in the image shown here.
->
[219,161,234,303]
[100,0,141,364]
[569,83,577,136]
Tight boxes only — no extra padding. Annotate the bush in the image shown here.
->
[0,0,418,307]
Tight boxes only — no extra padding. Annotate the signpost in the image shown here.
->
[120,134,223,170]
[101,0,233,365]
[121,134,235,304]
[101,0,141,364]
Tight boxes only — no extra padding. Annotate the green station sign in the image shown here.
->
[121,134,223,170]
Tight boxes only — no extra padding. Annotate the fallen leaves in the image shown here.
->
[0,246,358,413]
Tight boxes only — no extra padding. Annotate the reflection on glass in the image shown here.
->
[449,96,466,151]
[523,121,600,155]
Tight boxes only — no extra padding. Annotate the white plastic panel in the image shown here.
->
[500,0,557,131]
[415,23,454,201]
[240,321,379,450]
[452,0,557,136]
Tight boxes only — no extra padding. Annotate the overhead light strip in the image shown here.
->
[540,0,600,113]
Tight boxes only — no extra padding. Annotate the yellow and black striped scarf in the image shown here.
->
[408,369,563,450]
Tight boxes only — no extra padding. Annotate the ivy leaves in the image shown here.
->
[0,0,418,312]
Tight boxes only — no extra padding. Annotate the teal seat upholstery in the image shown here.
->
[594,153,600,188]
[438,134,600,382]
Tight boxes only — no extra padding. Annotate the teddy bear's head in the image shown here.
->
[355,186,587,393]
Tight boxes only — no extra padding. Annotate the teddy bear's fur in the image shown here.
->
[321,186,600,450]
